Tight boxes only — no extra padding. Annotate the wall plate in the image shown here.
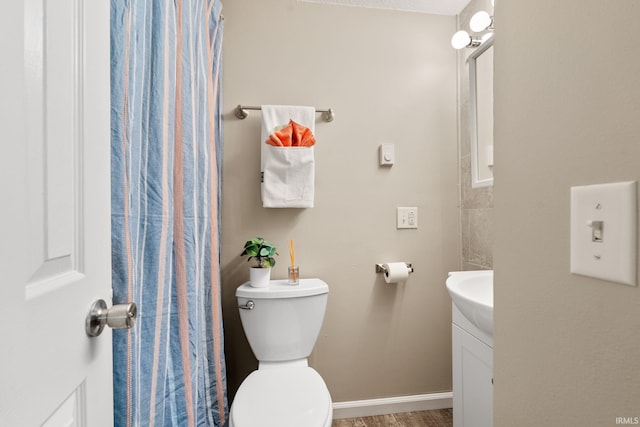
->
[397,207,418,229]
[570,181,637,286]
[379,144,394,166]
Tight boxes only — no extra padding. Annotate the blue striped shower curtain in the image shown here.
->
[110,1,227,426]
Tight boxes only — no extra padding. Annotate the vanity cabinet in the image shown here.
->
[451,305,493,427]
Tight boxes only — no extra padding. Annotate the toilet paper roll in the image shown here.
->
[383,262,410,283]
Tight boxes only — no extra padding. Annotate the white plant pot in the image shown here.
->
[249,267,271,288]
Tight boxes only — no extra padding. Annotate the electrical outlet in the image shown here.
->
[397,207,418,229]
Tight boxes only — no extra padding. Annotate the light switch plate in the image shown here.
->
[397,207,418,229]
[570,181,637,286]
[379,144,394,166]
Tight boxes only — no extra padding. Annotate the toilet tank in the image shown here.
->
[236,278,329,362]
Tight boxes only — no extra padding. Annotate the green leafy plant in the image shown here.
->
[241,237,278,268]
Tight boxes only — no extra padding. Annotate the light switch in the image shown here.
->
[570,181,637,286]
[397,207,418,229]
[379,144,394,166]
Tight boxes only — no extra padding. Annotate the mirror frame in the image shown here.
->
[468,38,494,189]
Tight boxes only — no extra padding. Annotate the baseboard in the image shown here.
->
[332,392,453,419]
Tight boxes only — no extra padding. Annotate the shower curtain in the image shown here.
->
[110,1,227,426]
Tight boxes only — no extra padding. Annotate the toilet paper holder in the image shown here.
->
[375,263,414,274]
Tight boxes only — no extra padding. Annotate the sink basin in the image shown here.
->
[446,270,493,337]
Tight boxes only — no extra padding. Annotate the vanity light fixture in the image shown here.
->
[470,10,494,32]
[451,30,482,50]
[450,2,495,50]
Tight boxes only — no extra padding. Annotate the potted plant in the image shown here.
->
[241,237,278,287]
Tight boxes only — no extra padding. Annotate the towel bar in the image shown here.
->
[234,104,334,122]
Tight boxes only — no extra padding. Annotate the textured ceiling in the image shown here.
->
[299,0,471,16]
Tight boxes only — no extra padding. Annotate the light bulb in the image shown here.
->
[451,30,471,49]
[470,11,493,32]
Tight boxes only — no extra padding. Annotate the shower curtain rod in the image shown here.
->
[234,104,335,122]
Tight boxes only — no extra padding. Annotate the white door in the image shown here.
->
[0,0,113,426]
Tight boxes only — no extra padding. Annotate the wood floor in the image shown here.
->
[332,409,453,427]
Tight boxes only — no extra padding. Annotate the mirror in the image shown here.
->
[469,38,494,188]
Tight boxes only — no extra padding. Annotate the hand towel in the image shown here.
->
[261,105,316,208]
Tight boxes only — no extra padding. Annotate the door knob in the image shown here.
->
[86,299,137,337]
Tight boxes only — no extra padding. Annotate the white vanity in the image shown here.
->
[446,270,493,427]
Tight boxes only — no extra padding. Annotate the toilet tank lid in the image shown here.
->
[236,278,329,299]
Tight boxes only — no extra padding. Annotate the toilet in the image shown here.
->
[230,278,332,427]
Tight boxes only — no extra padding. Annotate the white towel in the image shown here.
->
[261,105,316,208]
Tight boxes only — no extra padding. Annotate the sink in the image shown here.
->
[446,270,493,337]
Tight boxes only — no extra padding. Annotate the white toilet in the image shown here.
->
[230,278,333,427]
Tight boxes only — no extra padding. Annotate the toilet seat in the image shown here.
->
[230,367,332,427]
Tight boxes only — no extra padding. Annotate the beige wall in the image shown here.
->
[494,0,640,425]
[457,0,493,271]
[220,0,460,403]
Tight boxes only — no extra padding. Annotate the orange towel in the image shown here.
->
[265,120,316,147]
[291,120,316,147]
[267,124,292,146]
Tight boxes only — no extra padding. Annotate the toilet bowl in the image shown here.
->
[230,279,332,427]
[230,366,332,427]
